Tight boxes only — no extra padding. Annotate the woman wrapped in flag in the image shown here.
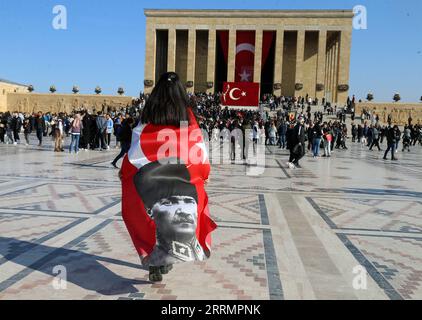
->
[120,72,217,282]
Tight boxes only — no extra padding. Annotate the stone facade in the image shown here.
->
[5,92,133,114]
[355,102,422,125]
[0,80,29,112]
[144,9,354,104]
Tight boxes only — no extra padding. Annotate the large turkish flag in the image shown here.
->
[235,31,256,83]
[221,82,260,107]
[121,108,217,265]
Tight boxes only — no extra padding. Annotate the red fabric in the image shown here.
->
[262,31,275,67]
[218,30,229,65]
[235,31,256,82]
[121,109,217,259]
[221,82,260,107]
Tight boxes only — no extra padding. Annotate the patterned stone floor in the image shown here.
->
[0,130,421,300]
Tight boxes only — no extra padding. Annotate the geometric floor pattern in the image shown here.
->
[0,130,421,300]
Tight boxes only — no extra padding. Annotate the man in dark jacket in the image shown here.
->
[278,120,287,149]
[34,112,45,146]
[96,111,108,150]
[383,126,398,161]
[111,117,134,168]
[287,117,306,168]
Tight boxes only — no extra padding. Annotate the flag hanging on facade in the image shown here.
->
[120,109,217,266]
[221,82,260,107]
[235,31,256,82]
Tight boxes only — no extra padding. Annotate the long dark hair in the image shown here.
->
[141,72,190,126]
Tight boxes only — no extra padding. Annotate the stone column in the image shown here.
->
[294,29,305,97]
[273,29,284,96]
[186,28,196,93]
[206,29,216,94]
[331,42,337,103]
[337,29,352,105]
[324,44,330,102]
[333,39,339,104]
[327,43,333,103]
[144,24,156,94]
[253,29,263,87]
[227,28,236,82]
[167,28,176,72]
[316,29,327,102]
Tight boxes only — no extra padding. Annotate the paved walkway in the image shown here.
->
[0,130,421,300]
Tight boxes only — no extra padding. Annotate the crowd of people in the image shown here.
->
[1,92,421,169]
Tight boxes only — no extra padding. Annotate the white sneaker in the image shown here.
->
[13,142,17,145]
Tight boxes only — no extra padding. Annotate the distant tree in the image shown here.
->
[393,93,401,102]
[95,86,102,95]
[117,87,125,95]
[72,86,79,94]
[28,85,34,93]
[50,85,56,93]
[366,93,374,101]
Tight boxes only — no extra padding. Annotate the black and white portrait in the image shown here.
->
[134,159,205,266]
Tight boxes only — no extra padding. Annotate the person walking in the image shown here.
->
[111,117,134,168]
[23,118,31,145]
[369,125,382,151]
[322,123,332,157]
[12,112,22,145]
[278,120,287,149]
[95,111,108,150]
[34,112,45,147]
[106,113,114,149]
[120,72,217,282]
[383,125,398,161]
[5,112,14,144]
[287,117,306,169]
[312,121,323,158]
[53,116,64,152]
[402,125,411,152]
[69,113,83,154]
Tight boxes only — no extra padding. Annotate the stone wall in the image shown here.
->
[355,102,422,125]
[6,93,133,114]
[0,82,28,112]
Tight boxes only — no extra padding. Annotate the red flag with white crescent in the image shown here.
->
[120,109,217,266]
[221,82,260,107]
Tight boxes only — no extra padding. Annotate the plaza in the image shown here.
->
[0,124,421,300]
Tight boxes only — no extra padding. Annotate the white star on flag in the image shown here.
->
[241,91,247,97]
[239,70,251,82]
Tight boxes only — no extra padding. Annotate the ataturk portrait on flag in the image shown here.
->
[120,72,217,282]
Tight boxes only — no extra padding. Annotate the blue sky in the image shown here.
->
[0,0,421,102]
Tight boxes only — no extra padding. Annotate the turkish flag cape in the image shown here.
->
[121,109,217,263]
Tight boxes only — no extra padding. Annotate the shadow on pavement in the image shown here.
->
[0,237,150,296]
